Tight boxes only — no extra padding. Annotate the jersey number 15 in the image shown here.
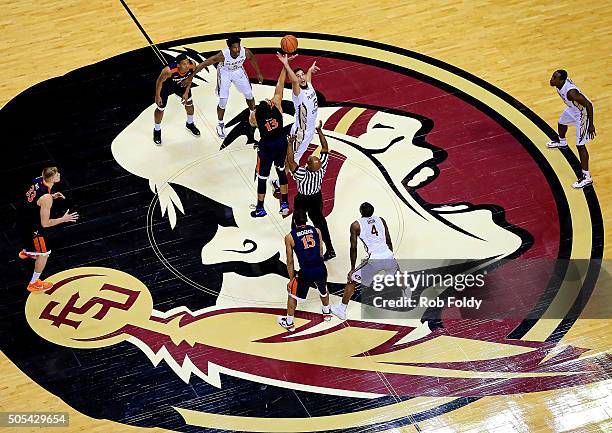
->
[301,234,316,249]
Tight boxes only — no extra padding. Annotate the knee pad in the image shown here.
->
[218,98,228,109]
[257,177,268,194]
[276,167,288,185]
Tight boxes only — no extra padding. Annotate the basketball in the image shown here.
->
[281,35,298,53]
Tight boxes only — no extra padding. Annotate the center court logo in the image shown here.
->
[2,32,603,433]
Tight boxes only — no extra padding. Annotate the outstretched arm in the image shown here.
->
[316,121,328,153]
[270,66,287,110]
[193,51,224,74]
[286,135,299,172]
[276,52,300,96]
[180,52,225,88]
[246,48,263,84]
[568,89,596,139]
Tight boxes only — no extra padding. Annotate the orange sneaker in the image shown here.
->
[27,279,53,293]
[18,250,35,260]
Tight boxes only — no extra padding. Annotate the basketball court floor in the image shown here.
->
[1,1,611,432]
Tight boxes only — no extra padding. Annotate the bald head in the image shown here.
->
[307,155,322,171]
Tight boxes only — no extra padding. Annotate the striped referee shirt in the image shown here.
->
[292,152,329,195]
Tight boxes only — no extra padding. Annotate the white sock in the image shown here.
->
[154,123,161,131]
[186,115,194,124]
[340,302,348,312]
[218,120,224,126]
[559,137,567,142]
[286,315,294,325]
[583,170,591,178]
[322,305,330,314]
[30,271,41,284]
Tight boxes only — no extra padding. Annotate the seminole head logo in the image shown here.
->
[5,33,604,433]
[111,47,527,314]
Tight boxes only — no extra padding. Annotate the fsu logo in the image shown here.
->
[1,32,605,432]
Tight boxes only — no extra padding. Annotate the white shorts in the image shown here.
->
[293,130,315,164]
[558,107,592,146]
[351,256,399,286]
[216,67,253,100]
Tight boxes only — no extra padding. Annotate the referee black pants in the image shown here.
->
[293,192,334,252]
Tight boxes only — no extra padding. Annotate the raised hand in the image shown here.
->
[276,52,298,64]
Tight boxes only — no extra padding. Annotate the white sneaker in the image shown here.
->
[572,176,593,189]
[216,123,226,139]
[546,140,568,148]
[277,316,295,332]
[322,307,332,321]
[330,304,347,321]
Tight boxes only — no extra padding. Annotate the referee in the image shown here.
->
[286,121,336,261]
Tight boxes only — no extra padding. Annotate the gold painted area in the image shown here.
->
[175,396,454,432]
[333,107,367,135]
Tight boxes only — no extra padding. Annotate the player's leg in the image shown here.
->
[294,131,314,165]
[331,281,357,321]
[274,140,290,215]
[153,87,171,146]
[180,88,201,137]
[572,114,593,189]
[235,69,257,143]
[314,270,331,320]
[331,261,369,320]
[27,233,53,292]
[252,150,273,217]
[307,193,335,260]
[216,69,230,138]
[278,276,306,331]
[546,109,573,148]
[292,194,307,230]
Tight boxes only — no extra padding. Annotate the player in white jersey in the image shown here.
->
[190,36,264,140]
[277,53,320,163]
[545,70,596,189]
[331,202,399,320]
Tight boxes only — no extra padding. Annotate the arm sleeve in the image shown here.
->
[320,152,329,174]
[293,167,306,181]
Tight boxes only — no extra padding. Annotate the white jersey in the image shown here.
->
[291,83,318,141]
[220,47,246,72]
[358,216,393,260]
[557,78,591,114]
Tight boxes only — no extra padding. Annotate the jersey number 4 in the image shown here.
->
[301,234,316,249]
[265,118,279,132]
[371,225,379,236]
